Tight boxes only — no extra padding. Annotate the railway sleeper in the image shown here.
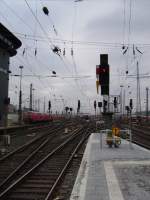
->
[7,193,44,200]
[10,188,48,193]
[21,183,52,188]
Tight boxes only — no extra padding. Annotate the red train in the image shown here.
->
[23,111,53,123]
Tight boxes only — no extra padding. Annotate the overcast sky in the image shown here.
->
[1,0,150,114]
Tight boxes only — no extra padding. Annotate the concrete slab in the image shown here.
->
[114,161,150,200]
[70,133,150,200]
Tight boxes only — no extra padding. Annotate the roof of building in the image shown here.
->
[0,23,22,56]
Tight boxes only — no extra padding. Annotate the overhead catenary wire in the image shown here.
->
[70,1,91,99]
[24,0,74,79]
[126,0,133,73]
[40,0,58,36]
[0,10,17,32]
[24,0,79,84]
[12,52,88,106]
[2,0,138,49]
[15,55,53,91]
[13,56,59,110]
[12,33,88,104]
[11,32,150,48]
[71,1,78,76]
[39,0,79,78]
[1,0,34,33]
[0,0,40,58]
[21,54,55,91]
[33,0,38,57]
[128,0,132,47]
[1,0,38,57]
[2,0,148,112]
[24,0,54,48]
[11,47,57,95]
[0,2,48,85]
[26,0,104,1]
[39,8,73,74]
[40,0,75,63]
[122,0,126,46]
[38,0,91,98]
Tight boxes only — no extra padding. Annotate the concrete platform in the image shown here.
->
[70,133,150,200]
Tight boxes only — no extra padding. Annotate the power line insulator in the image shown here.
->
[53,25,58,35]
[123,47,128,55]
[136,47,143,54]
[52,71,56,75]
[63,48,66,56]
[22,48,25,56]
[52,46,61,55]
[122,45,125,50]
[35,48,37,56]
[43,7,49,15]
[129,99,133,109]
[78,100,80,111]
[94,100,96,110]
[48,101,51,111]
[71,48,73,56]
[114,97,117,108]
[133,44,135,55]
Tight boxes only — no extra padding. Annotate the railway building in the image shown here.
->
[0,23,21,123]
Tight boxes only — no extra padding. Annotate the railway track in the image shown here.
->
[132,127,150,149]
[51,126,94,200]
[121,124,150,149]
[0,123,63,160]
[0,120,76,160]
[0,124,66,187]
[0,121,80,187]
[0,122,53,136]
[0,124,92,200]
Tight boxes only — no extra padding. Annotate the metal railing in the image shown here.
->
[97,129,132,150]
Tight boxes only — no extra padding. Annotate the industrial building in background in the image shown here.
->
[0,23,22,124]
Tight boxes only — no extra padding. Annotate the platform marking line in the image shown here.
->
[104,161,124,200]
[114,160,150,165]
[70,134,92,200]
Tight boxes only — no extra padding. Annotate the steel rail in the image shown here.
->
[45,127,91,200]
[121,124,150,149]
[0,126,85,199]
[0,124,68,191]
[133,140,150,150]
[0,125,65,191]
[132,132,150,150]
[0,123,63,162]
[0,122,54,135]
